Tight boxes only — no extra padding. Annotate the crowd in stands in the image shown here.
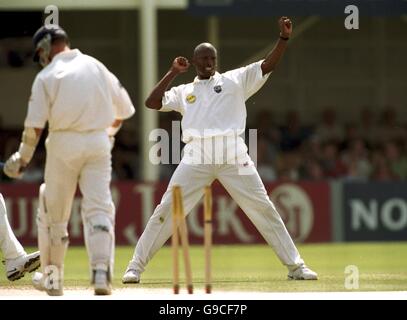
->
[255,106,407,182]
[1,106,406,183]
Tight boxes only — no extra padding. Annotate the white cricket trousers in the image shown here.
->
[130,154,304,273]
[0,193,26,260]
[38,130,115,277]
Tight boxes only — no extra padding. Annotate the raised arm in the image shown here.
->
[261,16,293,76]
[145,57,190,110]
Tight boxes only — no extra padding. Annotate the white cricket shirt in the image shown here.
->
[161,60,270,143]
[25,49,135,131]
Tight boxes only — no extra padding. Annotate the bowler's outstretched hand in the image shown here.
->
[279,16,293,38]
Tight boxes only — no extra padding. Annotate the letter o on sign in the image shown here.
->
[381,199,407,231]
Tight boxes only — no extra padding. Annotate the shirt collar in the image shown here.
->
[193,71,221,84]
[52,48,81,62]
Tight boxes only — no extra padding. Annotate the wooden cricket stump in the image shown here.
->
[204,186,212,294]
[171,186,180,294]
[171,185,213,294]
[172,185,193,294]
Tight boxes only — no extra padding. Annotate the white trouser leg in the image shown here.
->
[0,193,25,260]
[79,149,115,279]
[218,161,304,269]
[40,133,83,284]
[129,162,215,273]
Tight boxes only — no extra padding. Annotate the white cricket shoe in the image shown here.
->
[5,251,41,281]
[122,269,140,284]
[32,271,64,296]
[32,272,45,291]
[93,269,112,295]
[288,265,318,280]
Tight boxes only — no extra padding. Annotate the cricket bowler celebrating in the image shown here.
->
[3,25,135,295]
[123,17,317,284]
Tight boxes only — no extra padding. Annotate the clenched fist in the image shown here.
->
[279,16,293,38]
[171,56,190,74]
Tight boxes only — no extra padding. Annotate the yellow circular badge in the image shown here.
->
[186,94,196,104]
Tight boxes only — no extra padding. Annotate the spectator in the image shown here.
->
[280,110,311,151]
[314,107,344,143]
[256,110,281,143]
[377,107,407,144]
[300,158,325,180]
[112,128,139,180]
[383,140,407,180]
[275,151,301,181]
[370,148,398,181]
[340,123,363,151]
[256,137,277,182]
[320,141,347,178]
[358,107,378,147]
[300,135,323,164]
[255,109,281,164]
[342,139,372,181]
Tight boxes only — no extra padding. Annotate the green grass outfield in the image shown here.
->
[1,242,406,292]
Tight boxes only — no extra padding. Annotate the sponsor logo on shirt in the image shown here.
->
[214,85,222,93]
[186,94,196,104]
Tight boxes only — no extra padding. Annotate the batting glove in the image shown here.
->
[3,152,25,179]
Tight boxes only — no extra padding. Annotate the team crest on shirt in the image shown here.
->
[186,94,196,104]
[213,85,222,93]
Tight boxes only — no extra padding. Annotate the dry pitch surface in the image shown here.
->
[0,287,406,300]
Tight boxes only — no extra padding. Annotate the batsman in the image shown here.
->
[3,25,135,295]
[123,17,317,283]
